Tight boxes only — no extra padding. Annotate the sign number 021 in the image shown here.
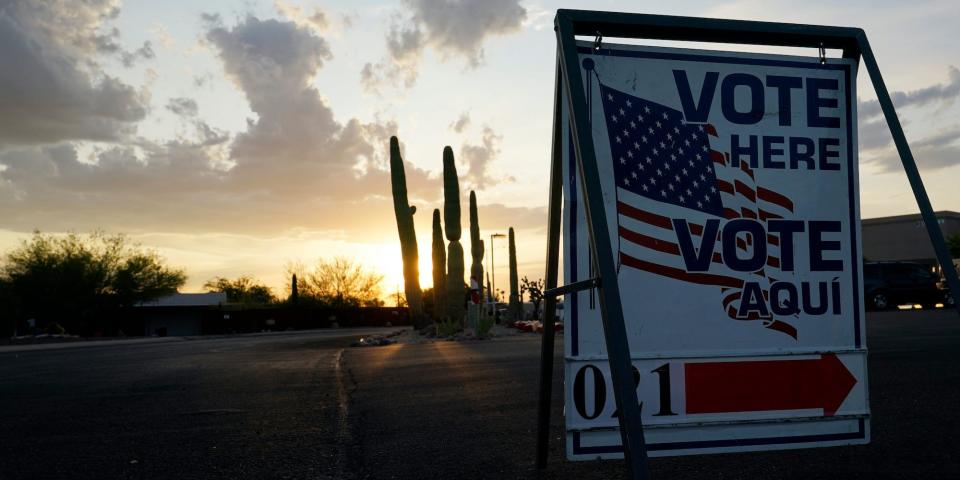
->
[572,363,677,421]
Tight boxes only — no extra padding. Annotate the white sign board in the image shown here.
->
[562,42,869,459]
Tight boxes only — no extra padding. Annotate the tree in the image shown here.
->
[203,276,275,305]
[522,276,544,320]
[285,257,385,307]
[1,231,185,334]
[948,234,960,258]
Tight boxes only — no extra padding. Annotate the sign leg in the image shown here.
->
[536,59,565,470]
[858,36,960,315]
[556,11,649,480]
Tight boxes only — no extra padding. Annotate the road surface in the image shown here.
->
[1,312,959,479]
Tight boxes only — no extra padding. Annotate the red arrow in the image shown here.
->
[684,353,857,417]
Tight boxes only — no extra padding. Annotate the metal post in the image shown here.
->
[857,34,960,315]
[555,11,649,480]
[536,57,565,470]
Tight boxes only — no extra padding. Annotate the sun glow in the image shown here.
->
[364,239,434,304]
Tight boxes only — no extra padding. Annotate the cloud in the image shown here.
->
[166,97,198,117]
[0,13,439,237]
[449,112,471,133]
[151,24,175,48]
[459,126,503,190]
[866,126,960,172]
[857,117,894,151]
[362,0,527,91]
[0,0,148,146]
[120,41,155,67]
[274,0,329,32]
[855,66,960,173]
[860,66,960,119]
[403,0,526,66]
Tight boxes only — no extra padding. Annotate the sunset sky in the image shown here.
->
[1,0,958,300]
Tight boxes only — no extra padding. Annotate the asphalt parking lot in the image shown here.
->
[1,309,958,479]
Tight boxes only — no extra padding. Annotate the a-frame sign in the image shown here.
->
[535,9,960,480]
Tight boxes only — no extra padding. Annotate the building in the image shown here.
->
[135,292,227,336]
[861,211,960,267]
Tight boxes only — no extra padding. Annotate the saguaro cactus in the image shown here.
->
[390,136,425,327]
[508,227,522,321]
[290,274,299,305]
[443,146,466,324]
[469,191,484,298]
[432,209,446,321]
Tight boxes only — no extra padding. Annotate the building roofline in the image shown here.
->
[862,210,960,226]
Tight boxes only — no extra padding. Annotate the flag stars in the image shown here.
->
[685,139,691,146]
[627,151,634,158]
[662,112,669,120]
[710,186,717,193]
[623,178,630,186]
[661,190,667,197]
[644,106,651,113]
[607,93,614,101]
[616,136,622,144]
[626,100,633,107]
[656,121,662,128]
[631,171,638,179]
[619,108,626,116]
[611,114,618,123]
[697,200,704,208]
[673,126,680,134]
[630,121,636,129]
[642,184,649,192]
[638,115,645,123]
[641,136,648,143]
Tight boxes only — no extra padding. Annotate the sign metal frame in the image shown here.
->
[536,9,960,480]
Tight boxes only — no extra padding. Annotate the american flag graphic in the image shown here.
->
[599,81,799,339]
